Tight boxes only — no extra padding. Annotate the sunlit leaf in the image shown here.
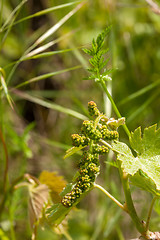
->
[39,171,67,203]
[64,146,84,159]
[47,203,71,226]
[47,186,92,226]
[59,183,73,197]
[112,125,160,195]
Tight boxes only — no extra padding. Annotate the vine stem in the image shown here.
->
[99,79,131,138]
[94,183,127,212]
[145,196,157,232]
[117,162,146,236]
[101,140,148,237]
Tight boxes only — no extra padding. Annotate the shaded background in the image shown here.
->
[1,0,160,239]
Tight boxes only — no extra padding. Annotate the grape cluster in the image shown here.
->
[61,101,120,208]
[98,124,119,140]
[71,134,90,147]
[88,101,100,117]
[81,120,102,141]
[61,151,100,208]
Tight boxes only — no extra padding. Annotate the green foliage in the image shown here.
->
[112,125,160,196]
[83,27,112,80]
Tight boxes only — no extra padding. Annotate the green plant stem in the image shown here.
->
[99,79,131,138]
[94,183,127,212]
[63,231,73,240]
[101,139,149,236]
[100,139,112,149]
[117,163,146,236]
[145,196,157,232]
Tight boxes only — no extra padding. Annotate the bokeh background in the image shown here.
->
[1,0,160,239]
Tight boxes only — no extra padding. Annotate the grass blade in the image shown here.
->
[14,65,82,88]
[12,89,87,120]
[127,90,159,123]
[24,47,79,60]
[6,1,84,84]
[1,0,28,31]
[2,1,82,32]
[0,68,14,109]
[0,0,28,49]
[35,2,85,47]
[119,79,160,106]
[4,31,75,70]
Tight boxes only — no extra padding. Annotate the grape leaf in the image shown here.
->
[63,146,83,159]
[28,182,49,228]
[112,124,160,195]
[39,171,67,203]
[130,170,160,196]
[47,186,93,226]
[47,203,70,225]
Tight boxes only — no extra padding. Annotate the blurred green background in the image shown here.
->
[0,0,160,239]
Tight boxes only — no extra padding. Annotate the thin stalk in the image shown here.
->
[94,183,127,212]
[145,197,157,232]
[31,225,37,240]
[117,162,146,235]
[99,79,131,138]
[63,231,73,240]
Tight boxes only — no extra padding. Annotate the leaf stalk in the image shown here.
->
[145,196,157,232]
[94,183,127,212]
[118,164,146,236]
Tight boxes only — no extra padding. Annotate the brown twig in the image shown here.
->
[145,0,160,15]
